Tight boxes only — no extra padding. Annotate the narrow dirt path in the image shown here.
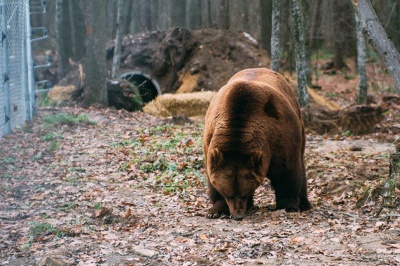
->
[0,107,399,265]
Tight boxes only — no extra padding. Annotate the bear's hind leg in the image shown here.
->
[270,175,301,212]
[299,178,312,211]
[299,196,312,211]
[269,161,312,212]
[275,194,300,212]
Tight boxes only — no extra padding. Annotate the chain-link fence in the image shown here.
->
[0,0,40,138]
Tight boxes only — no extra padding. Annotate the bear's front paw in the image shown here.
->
[206,201,229,219]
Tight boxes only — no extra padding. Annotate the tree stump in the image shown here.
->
[376,145,400,217]
[107,80,143,111]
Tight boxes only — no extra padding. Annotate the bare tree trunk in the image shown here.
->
[260,0,273,55]
[140,0,152,31]
[301,0,311,85]
[290,0,309,107]
[352,0,400,92]
[229,0,249,32]
[280,0,294,72]
[333,0,344,69]
[124,0,133,33]
[112,0,128,79]
[355,13,368,104]
[55,0,72,77]
[242,0,249,32]
[187,0,202,29]
[217,0,228,29]
[69,1,85,61]
[105,0,116,38]
[206,0,212,27]
[170,0,186,27]
[309,0,321,49]
[150,0,159,31]
[128,0,141,33]
[83,0,108,105]
[333,0,350,69]
[386,0,400,52]
[270,0,280,71]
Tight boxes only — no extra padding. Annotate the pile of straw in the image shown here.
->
[143,91,216,117]
[47,85,77,102]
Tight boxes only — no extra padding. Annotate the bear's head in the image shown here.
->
[207,148,268,220]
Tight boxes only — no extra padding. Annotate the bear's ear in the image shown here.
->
[252,151,267,177]
[209,148,223,168]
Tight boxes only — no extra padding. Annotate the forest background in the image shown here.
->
[35,0,400,98]
[40,0,400,61]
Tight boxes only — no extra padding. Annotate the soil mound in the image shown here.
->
[110,27,270,94]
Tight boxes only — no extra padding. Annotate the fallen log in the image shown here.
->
[302,105,385,134]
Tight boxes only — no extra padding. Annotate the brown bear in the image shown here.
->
[203,68,311,220]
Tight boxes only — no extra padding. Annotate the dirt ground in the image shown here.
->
[0,105,399,266]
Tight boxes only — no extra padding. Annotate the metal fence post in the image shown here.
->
[25,0,35,119]
[23,11,30,121]
[1,0,11,135]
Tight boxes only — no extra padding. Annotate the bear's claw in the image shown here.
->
[206,210,230,219]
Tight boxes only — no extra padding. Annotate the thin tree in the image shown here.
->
[206,0,212,27]
[217,0,228,29]
[170,0,186,27]
[355,13,368,104]
[290,0,309,107]
[301,0,312,85]
[332,0,347,69]
[112,0,128,79]
[309,0,321,49]
[271,0,280,72]
[187,0,202,29]
[55,0,72,77]
[352,0,400,92]
[68,1,85,61]
[259,0,272,55]
[82,0,108,105]
[140,0,152,31]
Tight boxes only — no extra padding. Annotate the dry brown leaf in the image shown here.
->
[124,208,132,219]
[94,207,112,218]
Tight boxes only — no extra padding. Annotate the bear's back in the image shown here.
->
[204,68,303,154]
[209,68,301,125]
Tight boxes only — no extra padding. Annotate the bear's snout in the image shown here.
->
[232,213,245,221]
[226,197,248,221]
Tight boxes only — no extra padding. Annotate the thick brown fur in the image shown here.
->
[203,68,311,220]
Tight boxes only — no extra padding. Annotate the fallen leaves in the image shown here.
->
[93,207,112,219]
[0,106,399,265]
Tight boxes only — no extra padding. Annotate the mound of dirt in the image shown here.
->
[109,27,269,94]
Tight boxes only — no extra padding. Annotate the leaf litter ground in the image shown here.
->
[0,106,399,266]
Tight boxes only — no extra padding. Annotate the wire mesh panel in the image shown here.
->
[0,0,30,137]
[0,8,3,137]
[8,1,26,132]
